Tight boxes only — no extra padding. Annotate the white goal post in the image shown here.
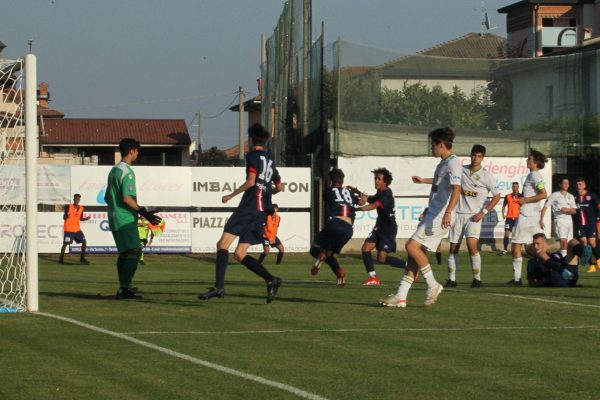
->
[0,54,38,313]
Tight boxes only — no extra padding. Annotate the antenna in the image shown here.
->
[480,1,497,35]
[27,39,33,53]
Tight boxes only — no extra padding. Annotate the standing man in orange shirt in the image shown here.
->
[258,204,285,264]
[500,182,521,255]
[59,193,91,264]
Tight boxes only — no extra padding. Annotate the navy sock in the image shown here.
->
[276,252,284,264]
[325,256,341,273]
[435,251,442,265]
[258,253,267,263]
[215,249,229,289]
[385,256,406,268]
[593,245,600,261]
[241,255,274,282]
[362,251,375,273]
[503,237,509,251]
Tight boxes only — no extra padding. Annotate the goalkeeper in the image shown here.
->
[105,138,161,300]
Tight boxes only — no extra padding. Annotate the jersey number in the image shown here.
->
[333,188,353,204]
[258,156,274,182]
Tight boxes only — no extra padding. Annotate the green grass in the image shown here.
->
[2,252,600,400]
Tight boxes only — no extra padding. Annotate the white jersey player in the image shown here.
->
[540,177,577,257]
[446,145,501,288]
[379,127,461,308]
[508,149,548,286]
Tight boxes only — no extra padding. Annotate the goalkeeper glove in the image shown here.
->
[138,207,162,225]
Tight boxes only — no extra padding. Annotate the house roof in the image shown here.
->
[223,142,249,159]
[40,118,191,146]
[376,33,507,79]
[229,95,261,112]
[498,0,594,13]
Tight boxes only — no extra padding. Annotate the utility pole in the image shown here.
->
[197,111,203,152]
[238,86,245,161]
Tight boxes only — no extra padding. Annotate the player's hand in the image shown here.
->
[412,176,423,184]
[471,212,483,222]
[138,207,162,225]
[442,212,452,229]
[222,194,232,204]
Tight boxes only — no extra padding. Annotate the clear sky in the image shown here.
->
[0,0,508,150]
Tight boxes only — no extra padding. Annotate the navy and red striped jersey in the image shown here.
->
[237,150,281,214]
[574,190,600,227]
[367,188,397,234]
[323,186,359,224]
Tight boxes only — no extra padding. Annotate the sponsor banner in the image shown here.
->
[70,166,192,207]
[0,212,26,252]
[38,165,71,204]
[0,166,25,205]
[338,156,552,197]
[191,212,310,252]
[191,167,310,208]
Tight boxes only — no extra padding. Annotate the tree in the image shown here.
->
[201,146,228,166]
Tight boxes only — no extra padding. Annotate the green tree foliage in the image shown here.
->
[201,146,228,166]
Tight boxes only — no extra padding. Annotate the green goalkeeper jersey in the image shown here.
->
[105,161,138,230]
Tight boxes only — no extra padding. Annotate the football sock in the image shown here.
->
[215,249,229,289]
[503,237,509,251]
[121,251,141,288]
[420,265,438,288]
[435,251,442,265]
[362,251,375,273]
[258,253,267,263]
[325,256,340,273]
[385,256,406,268]
[447,253,458,281]
[471,253,481,280]
[116,252,127,287]
[276,252,284,264]
[241,255,274,282]
[592,245,600,261]
[512,257,522,281]
[396,274,414,301]
[560,249,567,258]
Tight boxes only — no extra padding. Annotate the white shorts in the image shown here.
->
[411,217,449,252]
[512,214,543,244]
[448,213,482,243]
[553,218,573,241]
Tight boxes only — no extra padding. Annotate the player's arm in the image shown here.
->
[472,192,501,223]
[521,185,547,205]
[63,205,69,220]
[442,184,461,228]
[412,176,433,184]
[560,197,577,215]
[539,204,549,230]
[501,195,509,219]
[222,172,256,203]
[358,199,381,212]
[272,168,283,194]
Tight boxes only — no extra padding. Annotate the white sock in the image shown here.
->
[560,250,567,258]
[471,253,481,280]
[447,254,458,281]
[420,265,438,288]
[512,257,522,280]
[369,271,377,277]
[396,275,414,301]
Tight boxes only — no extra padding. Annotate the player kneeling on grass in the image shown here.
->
[359,168,406,286]
[310,168,361,286]
[258,204,285,265]
[526,233,580,287]
[199,123,283,304]
[105,138,162,300]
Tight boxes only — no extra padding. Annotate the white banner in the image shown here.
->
[38,165,70,204]
[0,166,25,205]
[70,166,192,207]
[0,212,26,252]
[191,212,310,253]
[191,167,310,208]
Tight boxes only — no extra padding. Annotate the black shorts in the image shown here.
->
[63,231,85,244]
[224,210,265,245]
[263,237,282,248]
[575,224,597,239]
[365,228,397,253]
[313,218,353,254]
[504,218,517,232]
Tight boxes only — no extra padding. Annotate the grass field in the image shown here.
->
[1,251,599,400]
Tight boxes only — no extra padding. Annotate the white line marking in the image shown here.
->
[37,312,328,400]
[122,325,599,336]
[482,292,600,309]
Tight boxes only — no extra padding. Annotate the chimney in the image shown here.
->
[37,82,49,108]
[257,78,263,99]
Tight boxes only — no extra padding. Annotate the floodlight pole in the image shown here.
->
[238,86,245,161]
[25,53,38,312]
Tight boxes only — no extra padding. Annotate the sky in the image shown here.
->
[0,0,508,150]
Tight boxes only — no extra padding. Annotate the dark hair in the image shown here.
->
[511,182,519,186]
[73,193,81,198]
[328,168,345,185]
[529,148,548,170]
[471,144,486,156]
[532,232,547,240]
[429,127,455,149]
[576,177,586,184]
[248,123,270,147]
[118,138,141,158]
[272,203,278,209]
[559,176,569,183]
[372,167,393,185]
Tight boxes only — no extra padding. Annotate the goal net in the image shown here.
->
[0,58,27,312]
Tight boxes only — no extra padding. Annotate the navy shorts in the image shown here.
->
[263,236,282,248]
[504,218,517,232]
[63,231,85,244]
[575,225,597,239]
[365,228,397,253]
[224,210,265,245]
[314,218,353,254]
